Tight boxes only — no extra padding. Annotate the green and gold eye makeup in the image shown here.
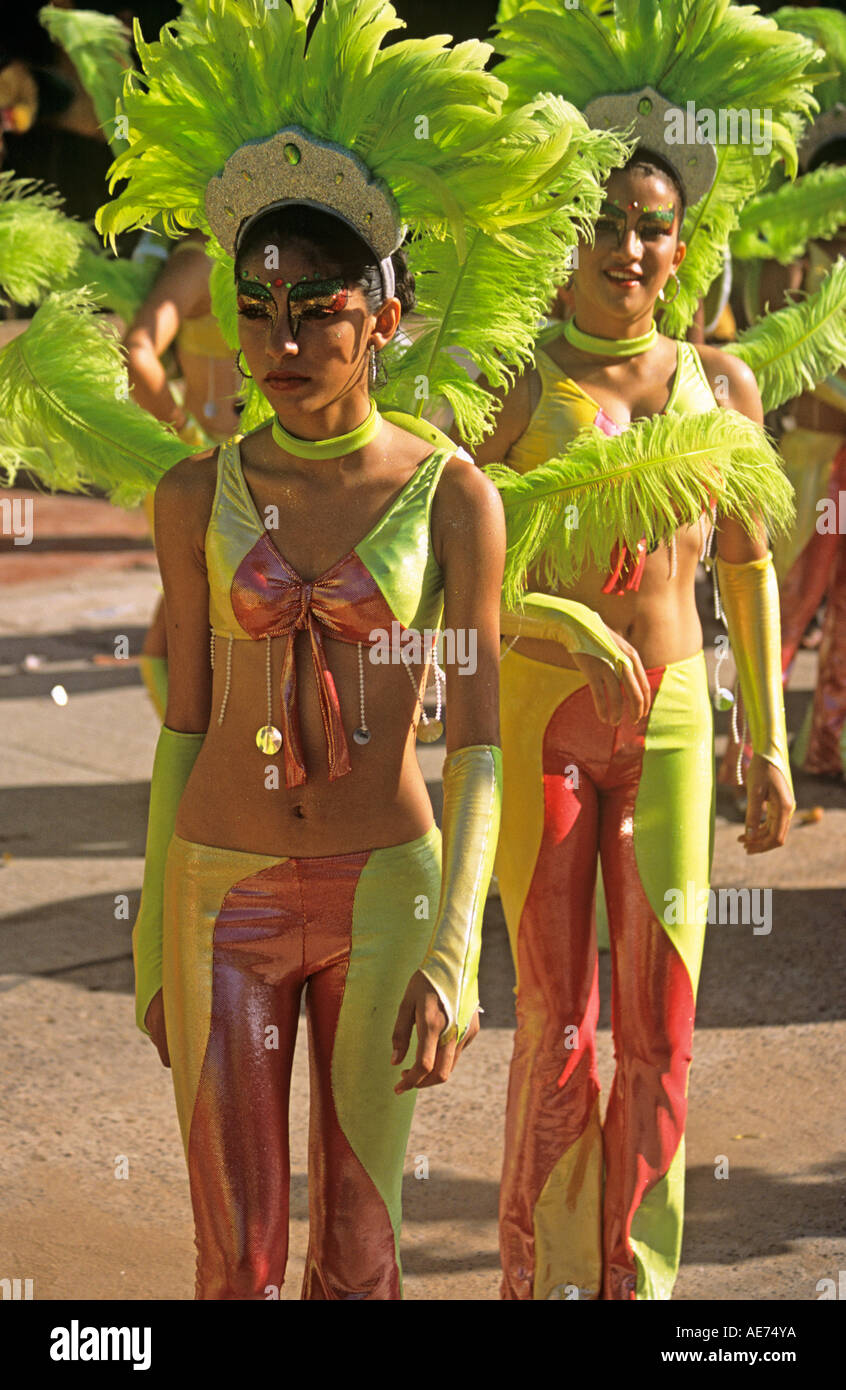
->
[288,276,348,337]
[595,198,675,246]
[236,276,276,321]
[235,270,348,337]
[596,200,628,246]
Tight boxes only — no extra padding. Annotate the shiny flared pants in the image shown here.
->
[161,828,442,1300]
[496,649,714,1300]
[780,443,846,775]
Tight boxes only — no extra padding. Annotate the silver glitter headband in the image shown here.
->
[206,125,405,299]
[584,87,718,206]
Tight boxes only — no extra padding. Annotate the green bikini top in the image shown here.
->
[206,411,455,641]
[503,331,718,594]
[504,334,718,476]
[204,410,458,788]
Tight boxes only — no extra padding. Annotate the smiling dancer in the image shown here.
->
[94,0,619,1300]
[473,0,817,1300]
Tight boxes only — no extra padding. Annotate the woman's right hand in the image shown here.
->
[144,989,171,1068]
[571,632,651,724]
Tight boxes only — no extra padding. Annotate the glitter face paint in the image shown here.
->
[236,273,348,338]
[288,277,348,336]
[595,199,676,248]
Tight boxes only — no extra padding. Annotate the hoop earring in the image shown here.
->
[658,272,681,306]
[236,349,252,379]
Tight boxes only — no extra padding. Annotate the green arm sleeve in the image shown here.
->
[501,591,633,674]
[133,725,204,1035]
[418,744,502,1043]
[715,552,795,803]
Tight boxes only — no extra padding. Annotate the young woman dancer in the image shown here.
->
[95,0,617,1300]
[476,0,816,1300]
[126,230,242,717]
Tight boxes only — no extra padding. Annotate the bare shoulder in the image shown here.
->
[155,445,220,533]
[432,450,505,542]
[695,342,762,418]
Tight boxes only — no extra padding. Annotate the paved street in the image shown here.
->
[1,487,844,1301]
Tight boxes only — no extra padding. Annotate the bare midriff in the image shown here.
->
[174,633,436,857]
[511,518,706,671]
[176,345,243,441]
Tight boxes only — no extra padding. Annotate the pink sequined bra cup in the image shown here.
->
[204,434,451,787]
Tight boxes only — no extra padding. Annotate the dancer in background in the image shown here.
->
[476,0,816,1300]
[723,5,846,782]
[124,229,242,716]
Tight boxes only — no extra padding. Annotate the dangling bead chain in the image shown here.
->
[401,634,444,729]
[265,635,273,730]
[353,642,371,745]
[733,701,748,784]
[401,648,425,721]
[712,565,723,623]
[210,630,234,725]
[668,533,678,579]
[431,641,444,725]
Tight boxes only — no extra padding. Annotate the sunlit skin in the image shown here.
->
[143,237,506,1093]
[471,165,793,854]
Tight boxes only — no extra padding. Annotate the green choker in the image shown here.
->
[563,317,657,358]
[271,399,382,458]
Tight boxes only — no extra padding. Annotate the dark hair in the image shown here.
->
[234,203,416,315]
[621,145,687,224]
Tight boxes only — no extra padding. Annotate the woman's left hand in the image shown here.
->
[391,970,480,1094]
[739,754,794,854]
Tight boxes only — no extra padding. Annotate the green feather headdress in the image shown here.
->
[729,10,846,266]
[774,7,846,116]
[730,164,846,265]
[486,409,796,608]
[96,0,626,444]
[726,256,846,414]
[0,172,89,307]
[493,0,821,336]
[0,291,186,506]
[39,4,133,154]
[772,7,846,173]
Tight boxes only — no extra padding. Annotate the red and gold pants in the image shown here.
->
[497,648,713,1300]
[723,439,846,782]
[161,828,442,1300]
[780,444,846,775]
